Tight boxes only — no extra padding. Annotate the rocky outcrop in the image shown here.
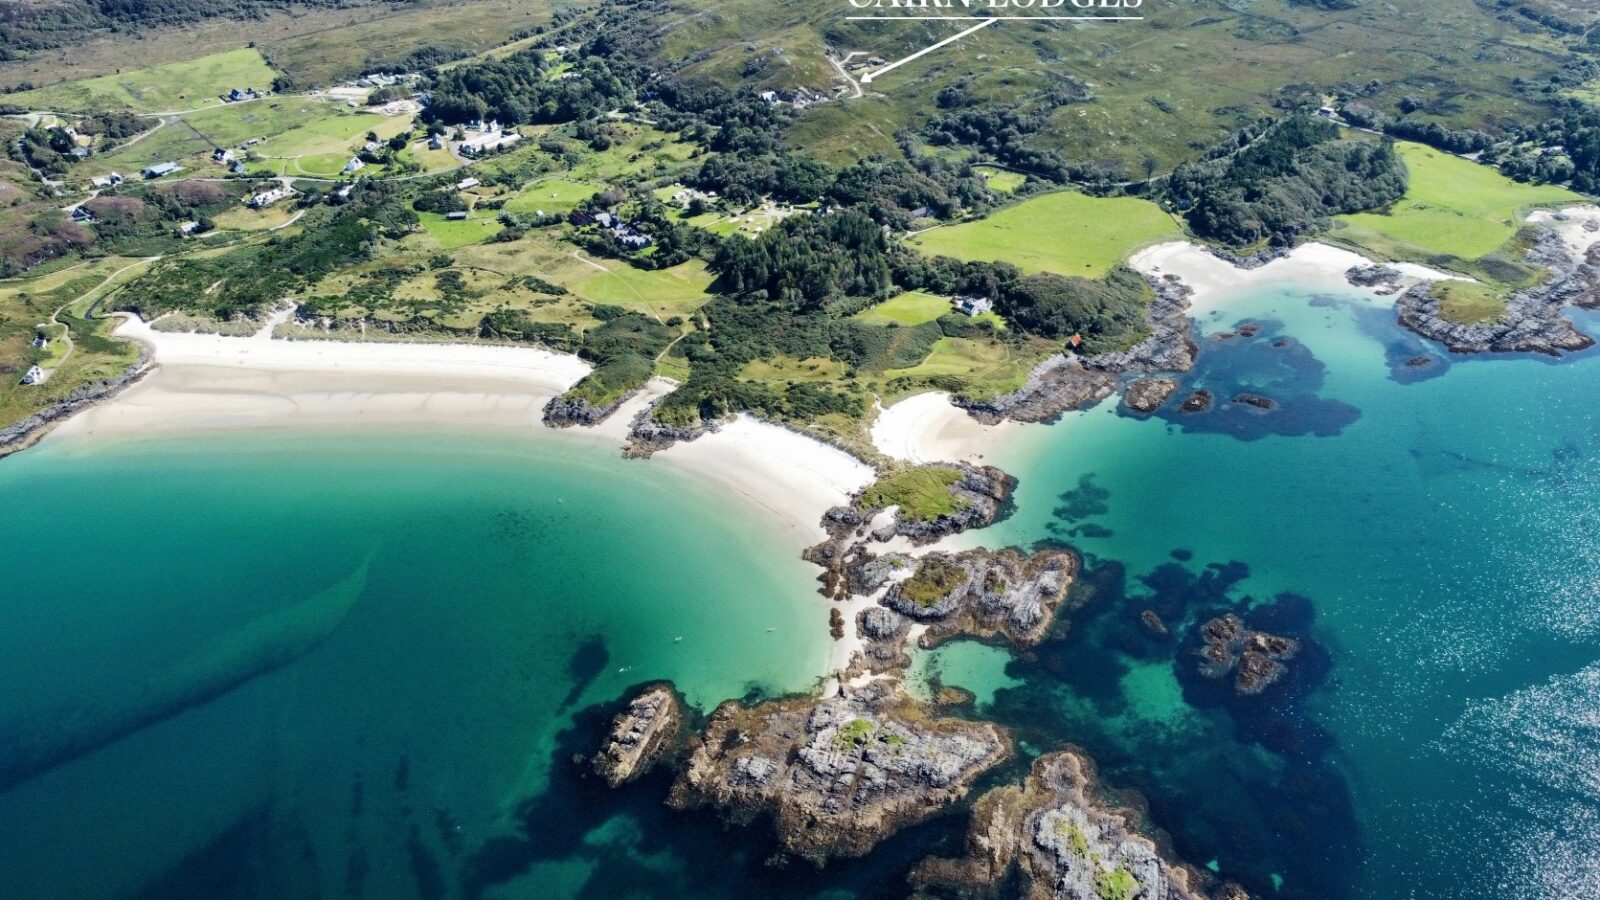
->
[622,403,713,458]
[592,683,683,787]
[856,606,913,673]
[1084,275,1198,376]
[1395,229,1596,356]
[669,680,1010,863]
[1206,246,1290,270]
[542,392,632,429]
[1232,393,1276,410]
[1179,389,1214,413]
[883,548,1078,649]
[911,750,1235,900]
[1123,377,1179,414]
[955,356,1119,425]
[1345,264,1404,295]
[0,353,152,457]
[1195,614,1299,696]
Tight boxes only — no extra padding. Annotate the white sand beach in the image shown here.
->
[1527,204,1600,260]
[870,392,1021,465]
[1129,241,1462,317]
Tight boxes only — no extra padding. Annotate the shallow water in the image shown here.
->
[1,280,1598,899]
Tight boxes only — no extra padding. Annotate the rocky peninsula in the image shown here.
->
[667,680,1010,863]
[1394,228,1596,356]
[882,548,1078,650]
[912,750,1242,900]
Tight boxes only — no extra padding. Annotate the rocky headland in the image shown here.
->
[1195,613,1299,696]
[0,351,153,458]
[591,682,684,787]
[542,392,632,429]
[1395,228,1596,356]
[956,276,1195,425]
[666,679,1010,863]
[911,750,1243,900]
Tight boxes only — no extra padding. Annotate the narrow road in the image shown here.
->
[45,256,161,371]
[827,51,866,99]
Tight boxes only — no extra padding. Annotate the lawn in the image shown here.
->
[10,48,278,114]
[883,336,1031,388]
[853,291,951,327]
[974,166,1026,194]
[569,260,715,321]
[909,192,1182,277]
[417,212,502,250]
[1336,142,1583,263]
[505,177,605,216]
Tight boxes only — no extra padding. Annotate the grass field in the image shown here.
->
[505,177,605,216]
[860,465,966,522]
[417,212,502,250]
[569,260,715,321]
[883,336,1032,387]
[10,48,278,114]
[1336,143,1583,264]
[853,291,951,327]
[910,192,1181,277]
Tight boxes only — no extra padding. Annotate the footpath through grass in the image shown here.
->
[909,192,1181,278]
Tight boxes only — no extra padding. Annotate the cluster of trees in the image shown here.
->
[12,126,76,177]
[710,209,893,308]
[1168,115,1407,246]
[423,52,632,126]
[1511,110,1600,192]
[563,307,674,407]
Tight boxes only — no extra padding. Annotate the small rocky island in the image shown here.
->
[882,548,1078,649]
[667,680,1010,863]
[1195,614,1300,696]
[591,682,684,787]
[912,750,1244,900]
[1122,376,1179,414]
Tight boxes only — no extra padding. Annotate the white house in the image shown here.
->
[142,162,180,179]
[31,333,48,349]
[342,157,366,174]
[458,130,521,156]
[455,177,480,190]
[247,186,294,208]
[954,295,993,316]
[21,365,46,385]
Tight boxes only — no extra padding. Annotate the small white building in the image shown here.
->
[954,295,993,316]
[455,177,480,190]
[342,157,366,174]
[458,130,520,156]
[178,220,201,236]
[31,333,48,349]
[142,162,180,179]
[21,365,46,385]
[89,172,124,188]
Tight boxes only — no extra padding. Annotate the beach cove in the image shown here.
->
[2,213,1599,898]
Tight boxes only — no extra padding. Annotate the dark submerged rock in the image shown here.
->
[1195,614,1299,696]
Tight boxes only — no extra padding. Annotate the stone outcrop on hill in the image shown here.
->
[668,680,1010,863]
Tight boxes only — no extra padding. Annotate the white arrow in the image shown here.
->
[860,18,998,85]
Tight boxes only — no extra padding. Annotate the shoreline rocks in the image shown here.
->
[542,392,634,429]
[668,680,1010,864]
[911,750,1238,900]
[1344,264,1404,294]
[591,683,684,787]
[1195,614,1299,696]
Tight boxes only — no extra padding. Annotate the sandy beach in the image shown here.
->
[870,392,1022,466]
[1129,241,1462,317]
[1527,204,1600,260]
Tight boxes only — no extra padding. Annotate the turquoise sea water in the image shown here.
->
[1,279,1598,899]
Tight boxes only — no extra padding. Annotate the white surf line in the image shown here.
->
[860,19,998,84]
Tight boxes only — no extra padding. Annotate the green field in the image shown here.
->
[853,291,951,327]
[505,177,605,216]
[1432,280,1509,325]
[910,193,1181,277]
[860,466,966,522]
[10,48,278,114]
[417,212,502,250]
[569,260,716,321]
[1336,143,1583,263]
